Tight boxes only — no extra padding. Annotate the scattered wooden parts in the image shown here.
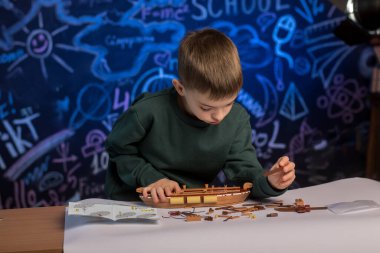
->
[242,203,259,206]
[242,213,256,219]
[295,198,305,206]
[273,198,327,213]
[165,198,327,222]
[168,211,181,216]
[217,205,265,214]
[265,204,282,208]
[204,216,214,221]
[186,214,202,222]
[221,215,240,222]
[215,206,233,210]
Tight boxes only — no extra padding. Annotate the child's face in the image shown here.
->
[177,85,237,125]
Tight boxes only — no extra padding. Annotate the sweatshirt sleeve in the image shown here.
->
[105,108,167,188]
[222,111,286,198]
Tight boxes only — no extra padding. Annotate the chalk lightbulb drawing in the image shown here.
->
[7,12,76,79]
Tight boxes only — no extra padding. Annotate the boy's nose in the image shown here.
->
[212,110,225,122]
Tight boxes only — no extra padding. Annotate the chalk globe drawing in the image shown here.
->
[131,67,176,102]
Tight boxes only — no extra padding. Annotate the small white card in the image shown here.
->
[327,200,380,215]
[68,198,160,221]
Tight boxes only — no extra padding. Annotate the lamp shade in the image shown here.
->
[351,0,380,32]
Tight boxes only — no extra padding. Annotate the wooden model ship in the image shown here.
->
[136,182,253,208]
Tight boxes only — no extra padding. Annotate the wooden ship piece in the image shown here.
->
[274,198,327,213]
[136,183,253,208]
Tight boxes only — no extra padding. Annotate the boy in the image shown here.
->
[105,28,295,203]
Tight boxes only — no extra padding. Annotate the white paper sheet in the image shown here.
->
[68,198,159,221]
[327,200,380,214]
[64,177,380,253]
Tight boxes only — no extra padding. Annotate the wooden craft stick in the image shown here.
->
[215,206,234,210]
[242,203,257,206]
[222,216,240,222]
[274,206,327,212]
[309,207,328,210]
[263,167,283,177]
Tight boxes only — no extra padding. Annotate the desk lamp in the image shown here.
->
[334,0,380,180]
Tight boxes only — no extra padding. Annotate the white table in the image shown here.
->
[64,177,380,253]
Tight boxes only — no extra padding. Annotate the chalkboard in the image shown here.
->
[0,0,374,209]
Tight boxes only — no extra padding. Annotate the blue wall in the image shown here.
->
[0,0,373,208]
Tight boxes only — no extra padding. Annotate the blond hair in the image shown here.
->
[178,28,243,100]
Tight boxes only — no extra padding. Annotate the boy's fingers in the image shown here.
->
[143,187,151,198]
[264,166,281,177]
[156,187,168,202]
[141,181,184,201]
[278,156,289,167]
[282,170,295,182]
[164,186,173,196]
[280,174,296,187]
[151,188,159,203]
[174,183,182,193]
[283,162,295,173]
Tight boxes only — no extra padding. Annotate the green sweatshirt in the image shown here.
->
[105,88,284,200]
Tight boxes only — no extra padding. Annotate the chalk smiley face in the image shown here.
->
[32,33,48,53]
[26,29,53,58]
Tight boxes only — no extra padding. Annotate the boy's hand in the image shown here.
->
[142,178,182,204]
[267,156,296,190]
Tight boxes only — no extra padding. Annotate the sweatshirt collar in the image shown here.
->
[169,88,210,128]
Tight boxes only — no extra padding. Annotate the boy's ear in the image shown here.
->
[172,79,186,96]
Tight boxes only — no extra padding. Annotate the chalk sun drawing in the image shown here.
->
[6,11,78,79]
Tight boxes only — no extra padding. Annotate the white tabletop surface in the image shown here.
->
[64,177,380,253]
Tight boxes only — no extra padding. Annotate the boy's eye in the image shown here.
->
[201,107,212,111]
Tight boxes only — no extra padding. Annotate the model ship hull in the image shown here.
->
[137,183,253,208]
